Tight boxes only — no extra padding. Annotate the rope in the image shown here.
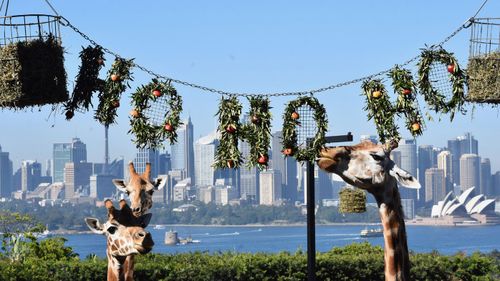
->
[57,2,484,98]
[43,0,60,16]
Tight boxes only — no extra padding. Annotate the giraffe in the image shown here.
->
[85,199,154,281]
[317,140,420,281]
[113,162,166,217]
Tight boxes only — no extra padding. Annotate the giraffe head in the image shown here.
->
[317,140,420,193]
[85,200,154,257]
[113,162,166,217]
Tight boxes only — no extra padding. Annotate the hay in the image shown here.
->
[338,187,366,213]
[467,51,500,104]
[0,36,67,108]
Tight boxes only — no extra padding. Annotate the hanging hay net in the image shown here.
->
[467,18,500,104]
[429,61,455,99]
[0,14,67,109]
[296,104,317,149]
[338,186,366,213]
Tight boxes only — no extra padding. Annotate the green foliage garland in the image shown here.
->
[64,46,105,120]
[282,96,328,162]
[417,48,466,120]
[129,79,183,149]
[94,57,134,126]
[389,66,424,137]
[362,79,400,143]
[214,96,243,169]
[244,97,272,170]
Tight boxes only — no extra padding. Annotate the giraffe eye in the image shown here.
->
[370,153,384,161]
[107,226,118,234]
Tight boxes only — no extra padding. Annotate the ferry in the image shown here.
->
[360,228,383,238]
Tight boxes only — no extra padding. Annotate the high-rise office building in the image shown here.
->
[418,145,434,201]
[134,149,159,179]
[194,131,219,187]
[64,161,93,199]
[0,145,13,198]
[240,138,259,202]
[437,150,453,193]
[447,133,478,185]
[170,117,195,182]
[53,138,88,183]
[259,170,282,205]
[90,174,116,200]
[425,168,445,204]
[158,153,171,175]
[390,150,402,168]
[480,158,492,196]
[271,131,297,203]
[492,172,500,198]
[395,139,418,202]
[460,154,480,194]
[316,166,333,201]
[21,160,42,192]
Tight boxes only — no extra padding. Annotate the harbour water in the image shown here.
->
[63,224,500,258]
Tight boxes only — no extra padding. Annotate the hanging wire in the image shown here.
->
[53,0,487,97]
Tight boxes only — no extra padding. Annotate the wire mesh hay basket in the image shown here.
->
[0,14,67,108]
[338,186,366,213]
[467,18,500,104]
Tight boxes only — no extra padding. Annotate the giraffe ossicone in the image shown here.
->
[317,140,419,281]
[113,162,166,217]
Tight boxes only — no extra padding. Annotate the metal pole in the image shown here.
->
[306,159,316,281]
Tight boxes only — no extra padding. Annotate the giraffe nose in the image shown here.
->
[132,207,142,214]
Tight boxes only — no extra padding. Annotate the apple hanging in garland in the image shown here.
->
[97,58,104,66]
[282,148,293,156]
[164,123,174,132]
[372,91,382,98]
[447,64,455,73]
[111,74,120,82]
[251,115,260,124]
[291,112,300,120]
[227,160,235,169]
[112,100,120,108]
[226,124,237,134]
[130,109,139,118]
[402,88,412,95]
[257,155,268,165]
[153,89,162,97]
[411,123,421,132]
[65,110,74,119]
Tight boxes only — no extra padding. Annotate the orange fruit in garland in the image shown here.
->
[97,58,104,66]
[164,123,174,132]
[227,160,235,169]
[251,115,260,124]
[257,155,268,165]
[282,148,293,156]
[112,100,120,108]
[447,64,455,73]
[372,91,382,98]
[291,112,300,120]
[153,89,162,97]
[226,125,237,134]
[411,123,421,132]
[110,74,120,82]
[402,88,412,95]
[130,109,139,118]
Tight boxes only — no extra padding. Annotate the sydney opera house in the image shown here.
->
[427,187,499,225]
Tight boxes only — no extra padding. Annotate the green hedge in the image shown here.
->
[0,243,498,281]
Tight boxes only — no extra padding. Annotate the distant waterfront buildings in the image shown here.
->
[425,168,445,204]
[134,148,159,178]
[64,161,92,199]
[170,117,195,183]
[52,138,87,183]
[259,170,282,205]
[460,154,481,194]
[437,150,454,193]
[194,131,219,187]
[480,158,492,196]
[395,139,418,202]
[447,133,478,185]
[0,145,13,198]
[272,131,297,203]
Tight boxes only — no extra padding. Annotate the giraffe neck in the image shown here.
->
[373,182,410,281]
[107,250,135,281]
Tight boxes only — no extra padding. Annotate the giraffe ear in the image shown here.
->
[154,176,167,190]
[389,165,420,189]
[85,217,105,234]
[138,213,152,228]
[112,179,128,193]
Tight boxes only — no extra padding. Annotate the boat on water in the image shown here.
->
[165,230,201,245]
[153,224,166,230]
[360,228,383,238]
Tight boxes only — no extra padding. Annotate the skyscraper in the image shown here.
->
[240,138,259,202]
[0,145,13,198]
[64,161,92,199]
[460,154,480,194]
[418,145,434,201]
[134,149,159,179]
[21,160,42,192]
[395,139,418,202]
[259,170,282,205]
[480,158,492,196]
[437,150,453,193]
[53,138,88,183]
[425,168,445,204]
[447,132,478,185]
[194,131,219,187]
[170,117,195,182]
[271,131,297,203]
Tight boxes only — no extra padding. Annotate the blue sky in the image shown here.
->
[1,0,499,172]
